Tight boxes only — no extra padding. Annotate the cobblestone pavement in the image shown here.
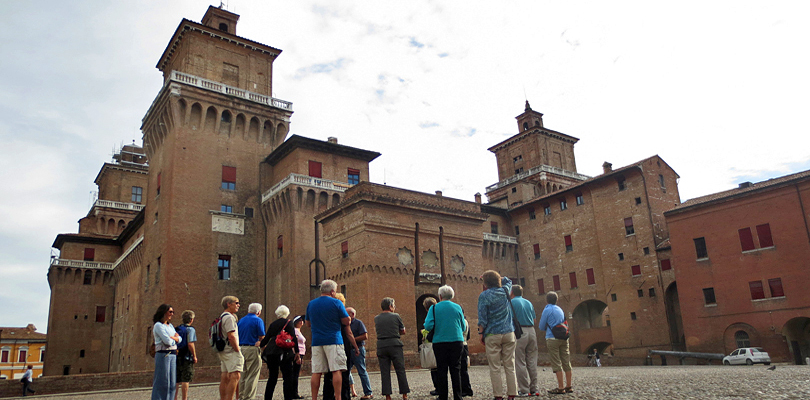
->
[16,364,810,400]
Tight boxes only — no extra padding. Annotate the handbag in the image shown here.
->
[548,319,570,340]
[425,304,436,342]
[419,342,437,369]
[275,320,296,350]
[504,287,523,340]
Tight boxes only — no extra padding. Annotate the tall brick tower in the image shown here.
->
[134,5,292,367]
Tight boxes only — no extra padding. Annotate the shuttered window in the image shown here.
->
[222,166,236,190]
[738,227,755,251]
[537,279,545,294]
[308,161,322,178]
[631,265,641,276]
[341,241,349,258]
[768,278,784,297]
[749,281,765,300]
[564,235,573,252]
[569,272,578,289]
[660,259,672,271]
[586,268,595,285]
[533,244,541,259]
[84,248,95,261]
[756,224,774,247]
[552,275,561,291]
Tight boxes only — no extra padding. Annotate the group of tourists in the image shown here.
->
[149,270,574,400]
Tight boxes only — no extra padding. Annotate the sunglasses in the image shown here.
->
[168,310,175,314]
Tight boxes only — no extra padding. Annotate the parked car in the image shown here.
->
[723,347,771,365]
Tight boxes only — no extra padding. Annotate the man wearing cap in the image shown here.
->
[238,303,265,400]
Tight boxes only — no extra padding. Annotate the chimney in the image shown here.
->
[26,324,36,332]
[602,162,613,174]
[327,137,338,144]
[474,193,482,204]
[435,190,443,197]
[738,182,753,189]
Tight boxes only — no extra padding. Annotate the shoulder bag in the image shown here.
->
[420,305,437,369]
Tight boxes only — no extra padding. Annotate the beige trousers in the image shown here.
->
[514,327,539,393]
[484,332,518,398]
[239,346,262,400]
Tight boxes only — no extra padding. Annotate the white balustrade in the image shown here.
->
[171,71,292,111]
[262,173,352,203]
[94,200,145,212]
[485,164,590,193]
[51,258,115,270]
[483,232,518,244]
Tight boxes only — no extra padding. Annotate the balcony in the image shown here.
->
[50,258,115,270]
[485,165,590,193]
[171,71,292,111]
[93,200,145,212]
[483,233,518,244]
[262,173,352,203]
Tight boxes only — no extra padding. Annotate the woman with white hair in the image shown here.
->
[260,305,300,400]
[424,285,467,400]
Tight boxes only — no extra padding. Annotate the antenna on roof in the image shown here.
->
[523,85,527,102]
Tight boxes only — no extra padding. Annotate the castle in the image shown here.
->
[45,6,809,376]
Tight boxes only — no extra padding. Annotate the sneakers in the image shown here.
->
[517,392,531,397]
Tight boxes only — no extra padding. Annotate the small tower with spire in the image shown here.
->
[516,100,544,132]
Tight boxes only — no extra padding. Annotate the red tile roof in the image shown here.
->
[0,325,46,341]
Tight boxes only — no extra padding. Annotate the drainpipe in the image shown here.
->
[796,184,810,246]
[439,227,446,286]
[414,223,420,286]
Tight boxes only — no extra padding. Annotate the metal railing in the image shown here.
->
[485,165,590,193]
[262,173,352,203]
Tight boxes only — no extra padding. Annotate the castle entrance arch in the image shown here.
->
[571,300,611,354]
[415,293,440,346]
[782,317,810,365]
[571,300,607,329]
[665,282,685,350]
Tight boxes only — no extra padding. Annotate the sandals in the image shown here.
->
[547,388,566,395]
[565,387,573,393]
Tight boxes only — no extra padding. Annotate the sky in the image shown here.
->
[1,1,808,333]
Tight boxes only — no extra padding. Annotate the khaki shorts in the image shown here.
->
[546,338,572,373]
[218,349,245,373]
[311,344,347,374]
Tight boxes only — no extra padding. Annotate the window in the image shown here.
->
[537,279,545,294]
[221,166,236,190]
[491,222,498,234]
[511,187,517,193]
[660,259,672,271]
[219,22,228,32]
[244,207,254,218]
[277,236,283,258]
[79,350,85,358]
[156,172,161,195]
[533,244,541,260]
[611,293,617,302]
[586,268,595,285]
[659,174,666,188]
[635,197,642,205]
[514,226,520,235]
[131,186,143,203]
[694,237,708,259]
[564,235,573,252]
[544,204,551,216]
[749,281,765,300]
[738,227,755,251]
[145,264,150,290]
[19,348,27,363]
[95,306,106,323]
[649,288,656,297]
[348,168,360,185]
[83,248,95,261]
[218,255,231,280]
[768,278,784,297]
[156,257,161,284]
[568,272,578,289]
[618,253,624,261]
[308,161,322,178]
[631,265,641,276]
[528,208,536,220]
[624,217,635,235]
[39,348,45,362]
[560,199,568,210]
[1,348,8,363]
[552,275,561,291]
[221,205,233,213]
[735,331,751,348]
[341,241,349,258]
[221,111,232,123]
[757,224,774,247]
[637,289,644,297]
[575,193,584,205]
[643,247,650,255]
[630,312,637,320]
[617,176,626,191]
[515,167,524,175]
[83,271,92,285]
[513,155,523,162]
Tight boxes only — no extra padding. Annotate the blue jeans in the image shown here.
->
[351,346,373,396]
[151,352,177,400]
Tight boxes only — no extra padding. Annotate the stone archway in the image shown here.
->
[782,317,810,365]
[571,300,612,354]
[415,293,440,346]
[572,299,607,329]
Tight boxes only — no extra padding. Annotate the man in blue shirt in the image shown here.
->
[238,303,266,400]
[510,285,539,396]
[537,291,572,394]
[306,280,359,400]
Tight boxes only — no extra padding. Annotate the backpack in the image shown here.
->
[275,320,296,350]
[176,324,193,361]
[209,313,228,351]
[549,320,570,340]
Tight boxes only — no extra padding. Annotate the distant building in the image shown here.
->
[665,170,810,364]
[0,324,46,380]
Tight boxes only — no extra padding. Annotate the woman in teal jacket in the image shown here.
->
[424,285,467,400]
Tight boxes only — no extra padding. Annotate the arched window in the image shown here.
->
[522,122,529,130]
[734,330,751,348]
[219,23,228,32]
[221,111,232,123]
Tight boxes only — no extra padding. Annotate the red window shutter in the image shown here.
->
[222,166,237,183]
[624,217,634,227]
[564,235,572,246]
[533,244,540,255]
[768,278,784,297]
[0,350,7,363]
[219,255,231,262]
[586,268,595,285]
[552,275,561,291]
[631,265,641,276]
[348,168,360,175]
[341,241,349,254]
[749,281,765,300]
[569,272,578,289]
[537,279,545,294]
[308,161,322,178]
[96,306,106,323]
[738,228,755,251]
[277,236,283,249]
[660,259,672,271]
[84,248,95,261]
[756,224,774,247]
